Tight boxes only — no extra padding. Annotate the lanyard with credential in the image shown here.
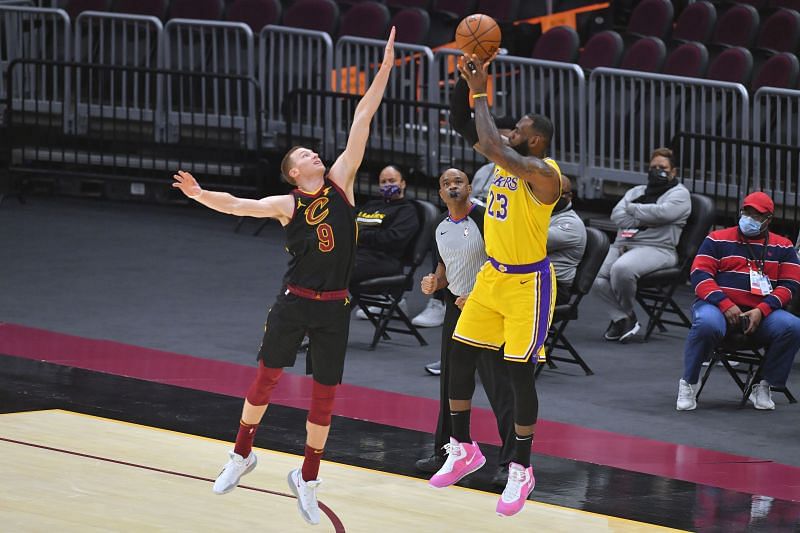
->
[743,232,769,273]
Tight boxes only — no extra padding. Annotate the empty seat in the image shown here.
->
[712,3,760,49]
[386,0,431,9]
[620,36,667,72]
[338,1,390,39]
[390,7,430,44]
[226,0,281,32]
[283,0,340,34]
[671,1,716,44]
[477,0,519,23]
[66,0,111,18]
[663,42,709,78]
[532,25,579,63]
[755,9,800,54]
[770,0,800,8]
[169,0,223,20]
[578,30,624,71]
[112,0,167,19]
[736,0,769,8]
[427,0,478,47]
[751,52,800,92]
[433,0,476,19]
[707,46,754,85]
[626,0,674,40]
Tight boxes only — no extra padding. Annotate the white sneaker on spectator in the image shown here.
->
[412,298,445,327]
[749,380,775,410]
[702,360,739,367]
[354,299,407,320]
[676,379,698,411]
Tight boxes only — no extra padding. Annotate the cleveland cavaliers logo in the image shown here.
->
[305,197,330,225]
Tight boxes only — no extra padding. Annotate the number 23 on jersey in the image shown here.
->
[487,190,509,220]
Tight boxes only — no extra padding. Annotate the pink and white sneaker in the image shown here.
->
[496,462,535,517]
[428,437,486,488]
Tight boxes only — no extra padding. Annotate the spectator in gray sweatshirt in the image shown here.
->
[593,147,692,342]
[547,175,586,305]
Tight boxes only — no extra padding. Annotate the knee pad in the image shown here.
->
[245,364,283,406]
[308,381,337,426]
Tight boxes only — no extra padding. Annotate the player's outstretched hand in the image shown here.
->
[381,26,396,70]
[172,170,202,198]
[457,52,496,95]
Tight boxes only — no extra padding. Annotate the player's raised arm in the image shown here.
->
[172,170,294,225]
[328,27,396,195]
[457,54,560,204]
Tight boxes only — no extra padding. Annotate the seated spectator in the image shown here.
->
[352,165,419,317]
[593,147,691,342]
[415,168,514,487]
[677,192,800,411]
[547,175,586,305]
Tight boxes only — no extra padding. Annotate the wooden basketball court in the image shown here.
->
[0,410,682,532]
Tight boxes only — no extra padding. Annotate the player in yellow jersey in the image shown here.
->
[428,53,561,517]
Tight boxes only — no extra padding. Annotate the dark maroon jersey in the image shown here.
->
[283,179,356,291]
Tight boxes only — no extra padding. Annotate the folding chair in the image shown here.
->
[696,330,798,408]
[350,199,440,350]
[537,227,610,376]
[636,193,715,341]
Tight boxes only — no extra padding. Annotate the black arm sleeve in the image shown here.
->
[449,78,479,147]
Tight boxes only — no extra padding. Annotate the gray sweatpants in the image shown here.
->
[593,245,677,322]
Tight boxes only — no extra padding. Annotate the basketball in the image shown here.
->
[455,14,501,62]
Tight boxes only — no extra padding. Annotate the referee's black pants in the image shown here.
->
[433,290,515,466]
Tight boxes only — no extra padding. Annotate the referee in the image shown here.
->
[415,168,515,487]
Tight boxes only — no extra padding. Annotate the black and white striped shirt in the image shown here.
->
[433,203,487,297]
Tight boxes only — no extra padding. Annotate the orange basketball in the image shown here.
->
[455,14,501,61]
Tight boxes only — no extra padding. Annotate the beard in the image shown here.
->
[511,141,530,157]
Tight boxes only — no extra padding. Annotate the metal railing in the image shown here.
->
[259,25,333,145]
[0,5,70,108]
[284,88,486,204]
[672,131,800,236]
[588,67,749,198]
[7,59,264,196]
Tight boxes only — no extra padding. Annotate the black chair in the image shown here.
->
[636,193,715,341]
[537,227,610,376]
[350,199,440,350]
[696,296,799,408]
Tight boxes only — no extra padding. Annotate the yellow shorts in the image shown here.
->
[452,258,556,363]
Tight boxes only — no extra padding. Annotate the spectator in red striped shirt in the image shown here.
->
[677,192,800,411]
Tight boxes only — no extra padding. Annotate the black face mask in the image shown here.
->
[647,168,671,185]
[553,196,570,213]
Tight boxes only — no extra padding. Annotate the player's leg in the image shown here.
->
[475,348,515,486]
[496,360,539,516]
[287,298,349,525]
[495,266,555,516]
[430,276,503,488]
[213,294,305,495]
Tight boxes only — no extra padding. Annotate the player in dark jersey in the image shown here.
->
[171,28,396,526]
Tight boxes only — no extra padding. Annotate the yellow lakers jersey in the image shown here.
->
[484,158,562,265]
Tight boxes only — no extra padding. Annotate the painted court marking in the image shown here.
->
[0,435,346,532]
[0,409,685,532]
